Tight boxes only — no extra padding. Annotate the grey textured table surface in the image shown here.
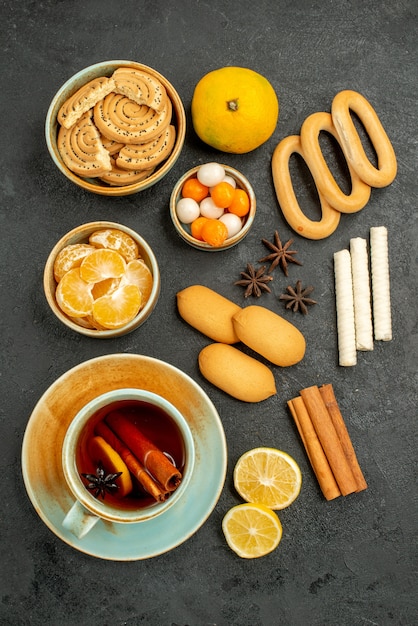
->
[1,1,417,625]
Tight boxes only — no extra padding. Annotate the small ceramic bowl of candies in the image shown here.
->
[169,163,256,251]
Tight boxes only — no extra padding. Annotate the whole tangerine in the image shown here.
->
[191,67,279,154]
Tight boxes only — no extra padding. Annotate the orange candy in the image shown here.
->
[182,177,209,203]
[210,181,235,208]
[228,188,250,217]
[201,219,228,247]
[190,216,210,240]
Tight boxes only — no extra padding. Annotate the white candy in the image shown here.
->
[200,197,224,219]
[197,163,225,187]
[176,197,200,224]
[219,213,242,238]
[222,175,236,189]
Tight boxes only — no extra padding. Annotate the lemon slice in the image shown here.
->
[222,503,282,559]
[233,447,302,510]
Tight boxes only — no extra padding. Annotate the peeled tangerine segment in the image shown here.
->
[79,248,126,283]
[55,268,94,317]
[53,243,96,282]
[88,436,133,497]
[119,259,153,305]
[92,284,142,329]
[88,228,139,263]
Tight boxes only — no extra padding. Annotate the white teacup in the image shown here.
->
[62,388,195,539]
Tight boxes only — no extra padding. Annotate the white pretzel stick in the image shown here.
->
[350,237,374,351]
[370,226,392,341]
[334,249,357,366]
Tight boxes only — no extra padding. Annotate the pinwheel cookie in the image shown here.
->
[100,158,155,186]
[94,92,172,144]
[113,67,168,112]
[116,125,176,171]
[57,110,112,177]
[57,76,116,129]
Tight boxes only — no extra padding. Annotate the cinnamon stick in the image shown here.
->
[95,421,170,502]
[105,411,182,491]
[319,384,367,492]
[300,386,358,496]
[288,397,341,501]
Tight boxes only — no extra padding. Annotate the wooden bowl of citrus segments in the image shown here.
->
[43,221,160,338]
[45,60,186,196]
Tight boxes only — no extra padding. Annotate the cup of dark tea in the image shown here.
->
[62,388,195,539]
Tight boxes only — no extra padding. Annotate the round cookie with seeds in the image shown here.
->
[93,93,172,144]
[112,66,168,112]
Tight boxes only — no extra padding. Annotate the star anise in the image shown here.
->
[235,263,273,298]
[81,462,122,500]
[279,280,317,314]
[259,230,302,276]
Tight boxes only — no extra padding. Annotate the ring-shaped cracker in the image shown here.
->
[331,90,397,188]
[112,67,168,112]
[57,111,111,177]
[300,111,371,213]
[94,93,172,144]
[116,125,176,171]
[271,134,341,240]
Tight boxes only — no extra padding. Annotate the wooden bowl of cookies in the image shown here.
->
[45,61,186,196]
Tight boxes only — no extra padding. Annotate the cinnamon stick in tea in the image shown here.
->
[300,386,358,496]
[319,384,367,492]
[95,421,170,502]
[288,397,341,501]
[105,411,182,491]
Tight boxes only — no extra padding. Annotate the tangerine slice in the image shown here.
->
[55,268,94,317]
[80,248,126,283]
[119,259,153,306]
[89,228,139,262]
[91,277,120,299]
[53,243,96,282]
[92,284,142,329]
[87,436,133,497]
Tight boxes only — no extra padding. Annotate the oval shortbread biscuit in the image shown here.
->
[232,305,306,366]
[177,285,241,344]
[198,343,277,402]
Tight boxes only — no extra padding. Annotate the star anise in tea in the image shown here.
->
[235,263,273,298]
[279,280,317,314]
[81,462,122,500]
[259,230,302,276]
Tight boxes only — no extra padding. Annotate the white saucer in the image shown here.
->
[21,354,227,560]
